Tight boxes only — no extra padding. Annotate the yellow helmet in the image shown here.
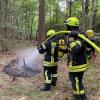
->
[65,17,79,26]
[47,30,56,36]
[85,30,94,38]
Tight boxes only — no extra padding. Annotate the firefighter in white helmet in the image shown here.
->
[85,30,96,62]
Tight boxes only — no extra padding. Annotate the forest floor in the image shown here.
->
[0,40,100,100]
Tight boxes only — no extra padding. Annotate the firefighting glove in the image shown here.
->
[37,43,46,54]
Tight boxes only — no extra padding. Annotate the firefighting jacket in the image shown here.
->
[38,41,59,67]
[67,36,89,72]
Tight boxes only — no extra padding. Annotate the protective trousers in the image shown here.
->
[69,72,86,100]
[43,66,58,90]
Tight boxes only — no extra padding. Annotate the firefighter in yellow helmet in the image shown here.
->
[38,29,65,91]
[60,17,88,100]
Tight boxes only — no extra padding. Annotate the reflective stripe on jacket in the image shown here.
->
[68,37,88,72]
[68,62,89,72]
[42,41,59,67]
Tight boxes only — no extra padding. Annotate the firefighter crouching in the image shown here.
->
[37,30,65,91]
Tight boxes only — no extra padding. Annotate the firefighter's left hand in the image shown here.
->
[37,44,46,54]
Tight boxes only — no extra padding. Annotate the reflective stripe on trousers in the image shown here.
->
[45,70,51,83]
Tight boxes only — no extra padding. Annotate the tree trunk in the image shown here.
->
[37,0,45,46]
[89,0,94,29]
[93,0,98,30]
[85,0,89,15]
[55,5,58,24]
[69,0,72,17]
[49,0,52,28]
[66,0,69,18]
[67,0,72,17]
[82,0,86,31]
[29,18,34,40]
[85,0,89,29]
[4,0,8,38]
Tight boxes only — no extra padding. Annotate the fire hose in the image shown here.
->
[43,31,100,52]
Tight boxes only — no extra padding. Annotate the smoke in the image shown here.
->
[3,47,44,77]
[18,47,44,70]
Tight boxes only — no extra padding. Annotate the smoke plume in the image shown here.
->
[3,47,44,77]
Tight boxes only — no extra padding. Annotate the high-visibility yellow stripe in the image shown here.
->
[45,70,48,82]
[73,90,80,95]
[75,40,81,46]
[69,37,74,42]
[69,67,88,72]
[45,80,51,83]
[43,61,58,66]
[51,42,57,63]
[51,56,54,63]
[45,70,51,83]
[69,42,76,49]
[51,47,54,55]
[52,74,58,77]
[41,43,46,49]
[75,77,80,94]
[80,89,85,94]
[73,89,85,95]
[68,62,89,72]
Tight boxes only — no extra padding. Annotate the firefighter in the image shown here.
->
[38,30,65,91]
[58,38,66,60]
[63,17,89,100]
[85,30,96,61]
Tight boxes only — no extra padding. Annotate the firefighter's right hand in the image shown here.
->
[37,44,45,54]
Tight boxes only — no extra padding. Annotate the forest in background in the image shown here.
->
[0,0,100,41]
[0,1,100,100]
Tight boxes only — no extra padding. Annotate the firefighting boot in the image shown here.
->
[51,77,57,86]
[40,83,51,91]
[74,94,82,100]
[80,94,87,100]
